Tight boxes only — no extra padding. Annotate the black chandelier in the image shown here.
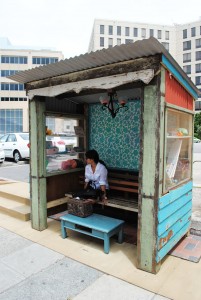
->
[99,90,128,118]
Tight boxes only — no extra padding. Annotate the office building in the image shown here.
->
[88,19,201,110]
[0,37,64,134]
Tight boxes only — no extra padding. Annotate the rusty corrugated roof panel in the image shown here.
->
[8,37,198,96]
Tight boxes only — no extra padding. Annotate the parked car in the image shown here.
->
[193,137,201,143]
[46,136,66,152]
[0,144,5,164]
[0,133,30,162]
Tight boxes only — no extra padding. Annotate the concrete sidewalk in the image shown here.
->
[0,210,201,300]
[0,225,169,300]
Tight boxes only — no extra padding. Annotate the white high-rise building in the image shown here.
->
[0,37,64,134]
[88,19,201,110]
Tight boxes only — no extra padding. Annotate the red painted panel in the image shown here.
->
[165,70,194,110]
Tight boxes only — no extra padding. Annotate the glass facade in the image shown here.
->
[0,109,23,134]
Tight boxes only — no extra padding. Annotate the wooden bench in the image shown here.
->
[60,213,124,254]
[77,170,139,212]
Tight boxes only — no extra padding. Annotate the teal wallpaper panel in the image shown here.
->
[89,100,141,170]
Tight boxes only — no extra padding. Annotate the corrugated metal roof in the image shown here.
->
[8,37,198,95]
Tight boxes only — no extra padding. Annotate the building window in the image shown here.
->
[183,41,191,51]
[165,31,169,40]
[195,100,201,110]
[1,70,19,77]
[183,65,191,74]
[196,63,201,73]
[32,57,58,65]
[141,28,146,38]
[46,117,55,133]
[108,38,113,48]
[150,29,154,37]
[100,25,104,34]
[117,26,121,35]
[125,39,133,44]
[183,29,187,39]
[0,109,23,134]
[183,53,191,62]
[0,83,24,91]
[196,38,201,48]
[108,25,113,35]
[191,27,196,37]
[0,97,27,101]
[117,38,121,46]
[125,27,130,36]
[195,76,201,85]
[157,30,162,39]
[196,51,201,61]
[1,56,27,64]
[162,42,169,51]
[133,28,138,37]
[100,37,104,47]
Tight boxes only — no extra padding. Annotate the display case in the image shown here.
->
[45,115,86,174]
[165,108,193,191]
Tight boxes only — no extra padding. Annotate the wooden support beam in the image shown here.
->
[30,97,47,231]
[26,55,161,91]
[137,77,162,273]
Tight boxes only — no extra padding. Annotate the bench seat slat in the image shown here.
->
[109,185,138,193]
[108,179,138,187]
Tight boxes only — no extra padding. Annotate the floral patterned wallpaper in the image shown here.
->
[89,100,141,170]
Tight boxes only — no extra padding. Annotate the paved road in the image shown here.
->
[0,161,30,182]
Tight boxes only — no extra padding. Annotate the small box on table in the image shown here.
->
[68,198,94,217]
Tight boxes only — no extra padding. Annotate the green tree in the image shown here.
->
[194,112,201,139]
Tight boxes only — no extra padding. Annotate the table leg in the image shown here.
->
[118,226,123,244]
[104,233,110,254]
[61,220,67,239]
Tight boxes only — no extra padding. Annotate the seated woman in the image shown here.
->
[84,149,109,203]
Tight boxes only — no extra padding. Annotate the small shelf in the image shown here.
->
[167,136,191,139]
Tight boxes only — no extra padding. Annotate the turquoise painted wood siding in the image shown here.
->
[156,181,192,262]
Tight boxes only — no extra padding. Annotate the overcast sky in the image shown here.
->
[0,0,200,58]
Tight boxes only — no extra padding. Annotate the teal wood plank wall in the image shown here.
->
[156,181,192,262]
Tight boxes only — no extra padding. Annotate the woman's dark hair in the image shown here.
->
[85,149,107,168]
[85,149,99,164]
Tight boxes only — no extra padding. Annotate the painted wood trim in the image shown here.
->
[162,55,198,99]
[158,210,191,250]
[157,201,192,236]
[159,67,165,197]
[30,98,47,230]
[156,221,190,262]
[165,103,195,115]
[137,84,161,273]
[158,192,192,223]
[159,181,192,209]
[27,70,154,100]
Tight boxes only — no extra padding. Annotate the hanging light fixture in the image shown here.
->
[99,90,128,118]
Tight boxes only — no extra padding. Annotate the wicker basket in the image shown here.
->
[68,198,94,217]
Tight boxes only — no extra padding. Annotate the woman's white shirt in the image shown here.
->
[85,162,109,189]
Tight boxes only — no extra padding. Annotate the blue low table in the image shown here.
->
[60,213,125,254]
